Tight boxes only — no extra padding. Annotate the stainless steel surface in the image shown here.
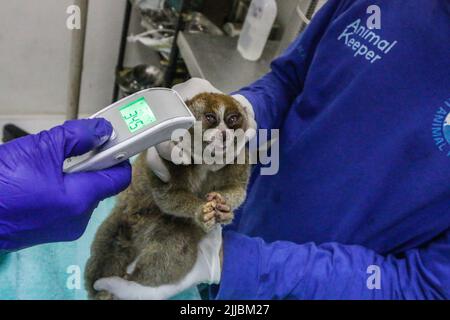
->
[67,0,88,120]
[177,32,279,93]
[185,12,224,36]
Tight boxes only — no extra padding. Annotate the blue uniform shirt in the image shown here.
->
[217,0,450,299]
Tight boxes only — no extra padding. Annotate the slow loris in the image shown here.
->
[85,93,252,299]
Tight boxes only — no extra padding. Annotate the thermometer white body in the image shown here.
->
[63,88,195,173]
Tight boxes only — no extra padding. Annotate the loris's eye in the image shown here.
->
[204,113,217,125]
[226,113,241,128]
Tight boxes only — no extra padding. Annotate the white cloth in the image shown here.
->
[94,226,222,300]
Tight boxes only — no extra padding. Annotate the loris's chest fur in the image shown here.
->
[120,153,249,228]
[185,165,233,198]
[187,166,209,196]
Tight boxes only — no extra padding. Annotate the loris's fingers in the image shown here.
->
[203,210,216,222]
[216,204,231,212]
[202,201,216,213]
[206,193,216,201]
[206,192,226,204]
[216,211,234,224]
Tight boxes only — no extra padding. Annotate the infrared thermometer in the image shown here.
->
[63,88,195,173]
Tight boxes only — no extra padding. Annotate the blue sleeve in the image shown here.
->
[216,230,450,299]
[235,0,346,130]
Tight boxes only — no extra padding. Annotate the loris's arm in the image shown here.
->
[205,164,250,226]
[204,184,246,227]
[213,164,250,210]
[151,184,203,219]
[208,184,247,212]
[152,184,217,232]
[133,154,203,219]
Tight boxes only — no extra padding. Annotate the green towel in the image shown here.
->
[0,197,200,300]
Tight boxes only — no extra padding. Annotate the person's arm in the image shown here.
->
[0,119,131,251]
[216,230,450,299]
[235,0,347,130]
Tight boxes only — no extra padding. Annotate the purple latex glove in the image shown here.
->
[0,119,132,251]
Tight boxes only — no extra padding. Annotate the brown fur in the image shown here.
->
[85,93,251,299]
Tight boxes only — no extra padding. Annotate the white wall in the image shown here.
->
[79,0,126,114]
[123,5,161,69]
[0,0,72,115]
[276,0,300,32]
[0,0,126,117]
[277,0,328,29]
[276,0,328,53]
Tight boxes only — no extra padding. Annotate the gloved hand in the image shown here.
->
[171,78,255,117]
[146,78,256,182]
[0,119,132,251]
[94,225,222,300]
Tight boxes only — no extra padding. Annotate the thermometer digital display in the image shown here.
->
[119,97,157,133]
[63,88,195,173]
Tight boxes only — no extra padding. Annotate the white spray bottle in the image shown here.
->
[237,0,277,61]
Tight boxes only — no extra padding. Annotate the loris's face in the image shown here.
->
[185,93,251,153]
[186,93,250,131]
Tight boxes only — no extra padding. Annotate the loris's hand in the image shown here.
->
[94,226,223,300]
[196,201,219,232]
[196,192,233,232]
[206,192,233,225]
